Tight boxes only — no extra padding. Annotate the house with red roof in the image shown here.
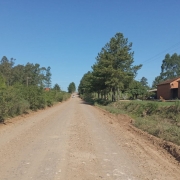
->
[157,77,180,100]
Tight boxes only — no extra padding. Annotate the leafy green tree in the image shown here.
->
[68,82,76,93]
[92,32,142,101]
[128,80,147,99]
[152,53,180,87]
[152,76,163,88]
[161,53,180,79]
[0,56,15,86]
[140,77,148,87]
[45,66,52,88]
[11,65,25,85]
[31,63,46,86]
[78,71,94,94]
[24,63,47,87]
[53,83,61,91]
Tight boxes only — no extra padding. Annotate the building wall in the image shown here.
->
[157,84,171,100]
[170,79,180,89]
[178,82,180,99]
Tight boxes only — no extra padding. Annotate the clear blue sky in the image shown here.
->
[1,0,180,91]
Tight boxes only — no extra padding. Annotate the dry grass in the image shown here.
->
[96,100,180,146]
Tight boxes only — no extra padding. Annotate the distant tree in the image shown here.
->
[128,80,147,99]
[53,83,61,91]
[68,82,76,93]
[11,65,25,85]
[45,66,52,88]
[140,77,148,87]
[78,71,94,94]
[152,76,163,88]
[0,56,15,86]
[91,32,142,101]
[161,53,180,79]
[31,63,46,86]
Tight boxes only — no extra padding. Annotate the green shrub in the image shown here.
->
[175,100,180,112]
[146,102,158,115]
[0,87,30,121]
[0,85,70,123]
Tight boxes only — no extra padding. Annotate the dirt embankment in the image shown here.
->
[96,106,180,164]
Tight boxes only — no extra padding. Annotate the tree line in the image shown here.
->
[0,56,52,87]
[0,56,70,122]
[78,32,149,101]
[79,32,180,101]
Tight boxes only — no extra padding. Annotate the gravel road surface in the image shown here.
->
[0,97,179,180]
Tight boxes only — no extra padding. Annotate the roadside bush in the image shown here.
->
[61,92,71,101]
[135,104,145,116]
[80,93,95,104]
[44,90,70,106]
[16,99,30,114]
[23,86,47,110]
[56,93,63,102]
[95,98,111,106]
[145,102,158,115]
[0,87,30,122]
[175,100,180,112]
[0,84,71,123]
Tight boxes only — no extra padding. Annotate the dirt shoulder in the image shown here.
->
[95,105,180,165]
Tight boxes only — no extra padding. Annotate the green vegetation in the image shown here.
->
[0,56,70,123]
[68,82,76,93]
[78,32,180,146]
[95,100,180,145]
[152,53,180,87]
[78,32,144,101]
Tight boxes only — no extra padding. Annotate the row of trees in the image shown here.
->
[78,33,180,100]
[0,56,52,87]
[78,32,148,100]
[0,56,70,122]
[152,53,180,87]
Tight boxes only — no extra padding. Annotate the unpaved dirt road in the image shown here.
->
[0,97,179,180]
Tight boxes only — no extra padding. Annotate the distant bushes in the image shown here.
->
[80,93,95,104]
[0,86,70,122]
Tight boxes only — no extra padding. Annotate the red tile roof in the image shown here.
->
[157,77,180,86]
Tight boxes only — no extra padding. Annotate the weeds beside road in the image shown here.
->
[88,98,180,146]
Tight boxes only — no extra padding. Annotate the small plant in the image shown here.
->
[175,100,180,112]
[146,102,158,115]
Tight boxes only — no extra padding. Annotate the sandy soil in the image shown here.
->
[0,97,179,180]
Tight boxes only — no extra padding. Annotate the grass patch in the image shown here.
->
[94,99,180,146]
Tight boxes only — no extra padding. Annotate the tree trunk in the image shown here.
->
[117,88,119,101]
[98,92,100,99]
